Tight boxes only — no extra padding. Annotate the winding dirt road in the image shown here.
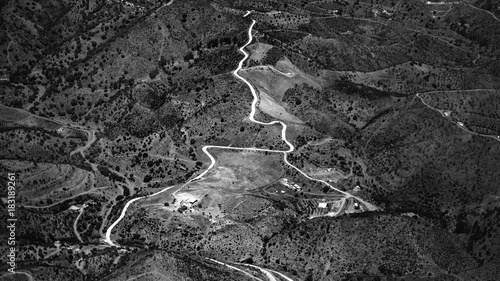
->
[191,16,377,210]
[0,271,35,281]
[416,90,500,143]
[103,184,177,246]
[103,10,378,280]
[70,129,96,156]
[104,9,377,247]
[71,205,85,243]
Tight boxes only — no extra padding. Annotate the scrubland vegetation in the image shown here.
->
[1,0,499,280]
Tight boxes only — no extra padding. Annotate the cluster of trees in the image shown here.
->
[97,165,126,183]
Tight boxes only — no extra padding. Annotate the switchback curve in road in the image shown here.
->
[104,9,378,250]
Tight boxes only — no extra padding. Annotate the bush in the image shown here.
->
[143,175,153,183]
[149,68,159,79]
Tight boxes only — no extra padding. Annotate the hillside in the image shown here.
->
[1,0,499,280]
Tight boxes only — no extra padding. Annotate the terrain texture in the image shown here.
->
[1,0,500,280]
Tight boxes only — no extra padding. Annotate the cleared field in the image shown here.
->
[305,166,350,183]
[241,57,322,101]
[130,149,286,230]
[258,89,305,124]
[189,149,284,192]
[241,56,322,124]
[247,42,274,62]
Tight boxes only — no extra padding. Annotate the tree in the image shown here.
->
[143,175,153,183]
[149,68,159,79]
